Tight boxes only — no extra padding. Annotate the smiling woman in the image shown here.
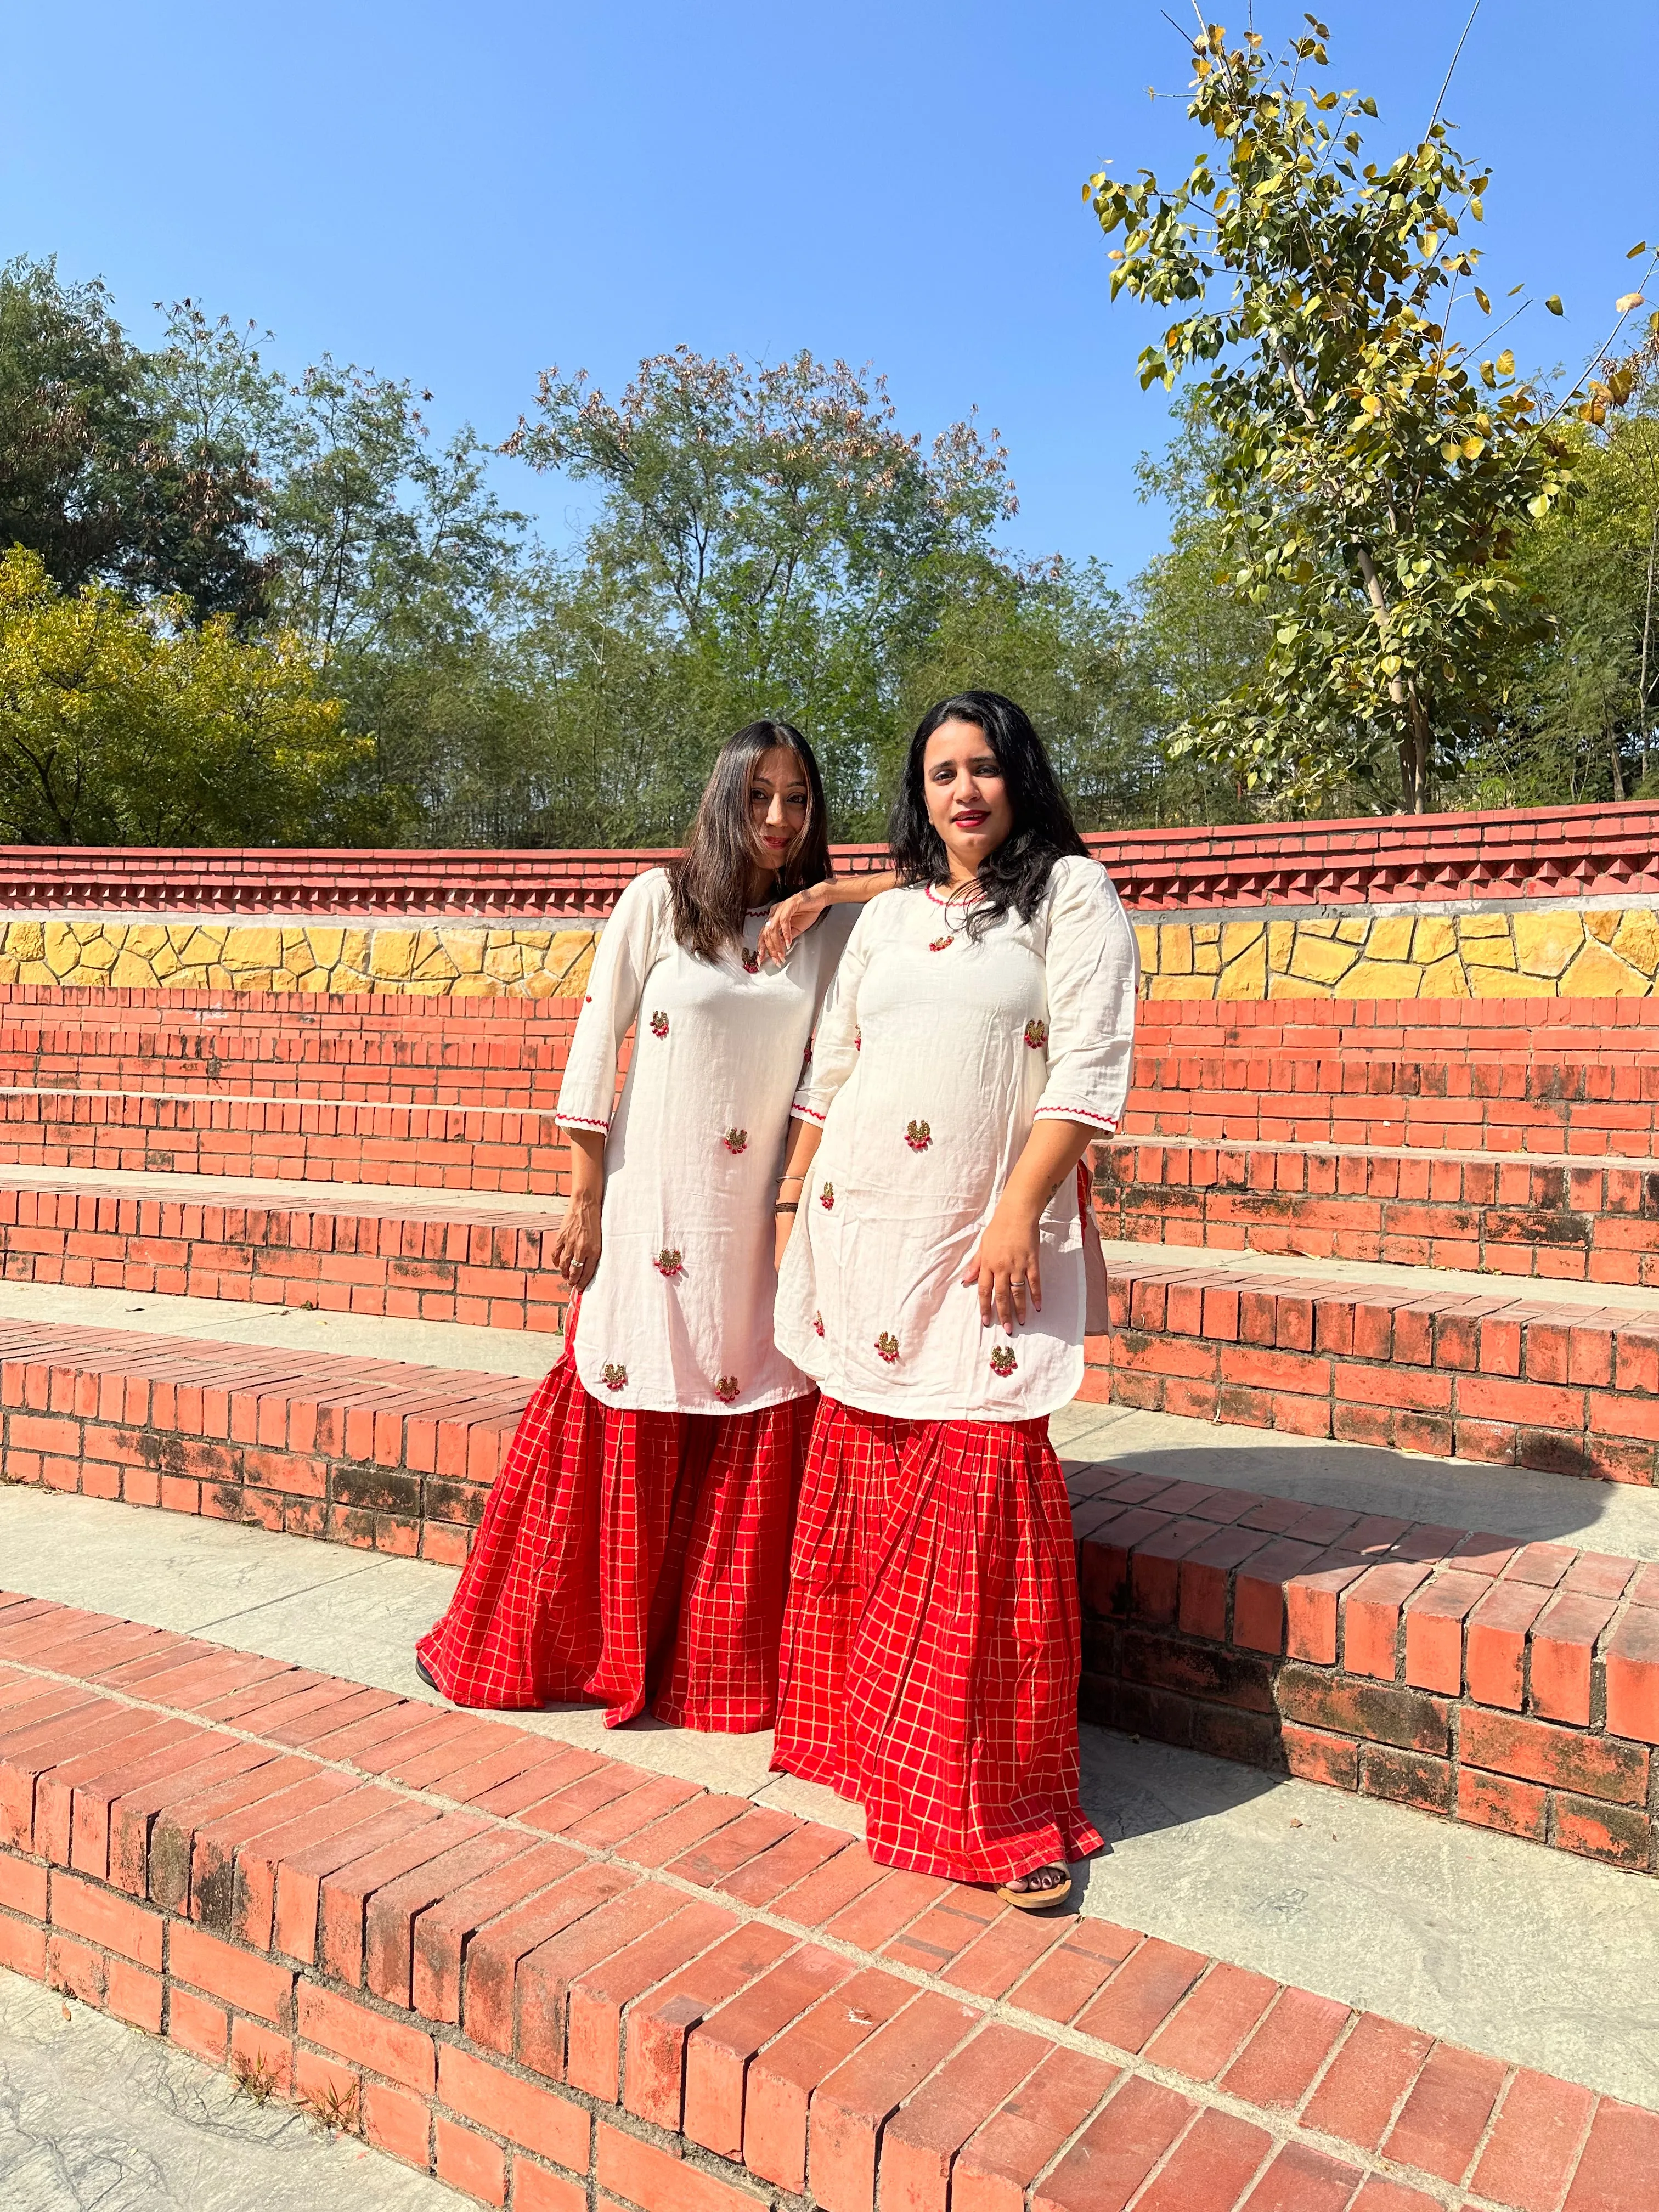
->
[771,690,1139,1911]
[416,720,880,1731]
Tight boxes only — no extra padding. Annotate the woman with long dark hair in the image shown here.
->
[417,721,873,1730]
[771,691,1138,1905]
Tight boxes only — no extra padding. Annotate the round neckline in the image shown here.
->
[924,879,981,910]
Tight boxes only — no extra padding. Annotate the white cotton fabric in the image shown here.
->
[775,854,1139,1421]
[557,867,856,1415]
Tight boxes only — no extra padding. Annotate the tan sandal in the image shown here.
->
[996,1864,1072,1912]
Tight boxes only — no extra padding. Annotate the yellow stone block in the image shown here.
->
[1288,934,1359,985]
[414,949,459,982]
[5,922,43,961]
[18,962,56,986]
[123,923,168,957]
[224,926,283,970]
[1147,974,1217,1000]
[485,944,526,981]
[1420,955,1469,998]
[1193,944,1221,974]
[109,951,156,988]
[235,971,275,993]
[1412,916,1456,964]
[1470,965,1549,998]
[71,919,105,944]
[1612,909,1659,977]
[0,957,16,985]
[1267,973,1334,998]
[284,939,316,976]
[441,929,487,974]
[1586,910,1620,944]
[545,929,598,991]
[307,928,345,967]
[450,975,501,996]
[298,966,332,992]
[151,945,179,977]
[1457,911,1509,939]
[1193,922,1221,946]
[341,930,370,974]
[524,967,568,998]
[514,928,555,950]
[369,930,417,979]
[1217,937,1268,1000]
[1297,917,1338,939]
[1335,916,1370,945]
[408,977,453,995]
[1367,913,1415,963]
[1461,935,1516,969]
[177,927,225,967]
[1133,924,1159,975]
[1267,920,1294,972]
[1160,924,1193,976]
[1220,919,1263,963]
[331,969,374,995]
[1560,942,1651,997]
[559,944,596,996]
[1514,909,1585,979]
[44,922,80,977]
[1339,960,1421,1000]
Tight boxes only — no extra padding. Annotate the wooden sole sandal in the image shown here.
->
[996,1866,1073,1912]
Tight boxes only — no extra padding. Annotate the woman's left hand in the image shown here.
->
[961,1200,1043,1329]
[759,883,831,965]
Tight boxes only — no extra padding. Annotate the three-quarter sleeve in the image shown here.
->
[791,904,873,1124]
[556,870,668,1132]
[1032,857,1139,1135]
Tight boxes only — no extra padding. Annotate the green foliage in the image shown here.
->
[1086,17,1575,812]
[0,259,270,620]
[1455,334,1659,806]
[0,546,394,843]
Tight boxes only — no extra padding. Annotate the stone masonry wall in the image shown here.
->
[5,900,1656,1002]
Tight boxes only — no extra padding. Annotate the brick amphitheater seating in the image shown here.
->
[8,974,1659,1897]
[3,1585,1655,2212]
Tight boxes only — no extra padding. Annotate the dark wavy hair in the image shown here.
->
[670,720,832,960]
[888,691,1087,938]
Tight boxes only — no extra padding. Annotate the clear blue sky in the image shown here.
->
[3,1,1653,582]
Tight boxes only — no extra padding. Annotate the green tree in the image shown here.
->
[0,545,391,843]
[504,348,1018,831]
[1086,17,1584,812]
[0,259,270,621]
[1457,332,1659,807]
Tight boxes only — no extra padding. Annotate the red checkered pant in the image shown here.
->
[772,1397,1104,1882]
[417,1336,814,1731]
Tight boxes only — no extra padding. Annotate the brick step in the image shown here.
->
[0,1088,569,1194]
[1086,1245,1659,1483]
[0,1015,580,1109]
[0,1169,571,1333]
[8,1312,1659,1880]
[1066,1457,1659,1875]
[2,1585,1653,2211]
[1134,992,1659,1053]
[1098,1137,1659,1285]
[1124,1055,1659,1154]
[0,1318,532,1564]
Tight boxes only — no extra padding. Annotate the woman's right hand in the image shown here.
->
[552,1192,602,1290]
[759,883,831,964]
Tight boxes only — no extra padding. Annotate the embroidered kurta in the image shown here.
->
[558,867,855,1415]
[775,855,1138,1420]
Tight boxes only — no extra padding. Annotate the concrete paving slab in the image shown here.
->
[0,1969,459,2212]
[1101,1233,1659,1316]
[3,1487,1655,2109]
[0,1279,558,1379]
[1049,1398,1659,1559]
[0,1161,562,1227]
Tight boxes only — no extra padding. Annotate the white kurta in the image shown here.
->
[775,855,1138,1421]
[557,867,856,1415]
